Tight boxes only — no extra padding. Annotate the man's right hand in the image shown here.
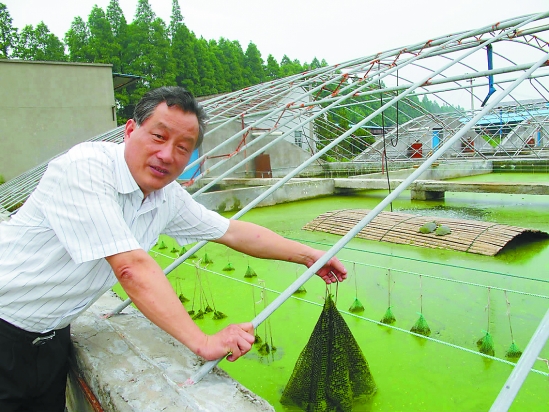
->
[199,322,255,362]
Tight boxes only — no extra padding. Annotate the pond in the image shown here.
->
[114,172,549,411]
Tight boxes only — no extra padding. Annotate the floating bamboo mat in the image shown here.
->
[302,209,549,256]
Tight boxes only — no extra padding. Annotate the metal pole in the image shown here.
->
[489,308,549,412]
[469,78,474,113]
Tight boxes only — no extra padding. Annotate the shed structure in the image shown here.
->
[0,60,117,181]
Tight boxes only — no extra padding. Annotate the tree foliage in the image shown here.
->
[12,22,66,61]
[0,0,456,128]
[0,3,17,58]
[65,16,89,62]
[244,42,265,85]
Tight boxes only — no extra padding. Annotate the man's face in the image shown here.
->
[124,102,199,198]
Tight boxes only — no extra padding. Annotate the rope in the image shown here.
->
[273,103,292,129]
[156,249,549,299]
[392,69,400,148]
[378,214,421,242]
[354,260,549,300]
[465,222,501,253]
[309,209,350,232]
[287,237,549,285]
[361,58,379,80]
[485,287,492,332]
[387,269,393,308]
[342,310,549,378]
[330,73,349,97]
[159,258,549,378]
[504,291,516,343]
[378,61,393,212]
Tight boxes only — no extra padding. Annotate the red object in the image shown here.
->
[461,139,474,153]
[255,153,272,178]
[408,142,423,158]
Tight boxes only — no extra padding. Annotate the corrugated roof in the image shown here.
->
[460,107,549,125]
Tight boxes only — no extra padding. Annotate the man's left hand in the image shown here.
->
[306,249,347,284]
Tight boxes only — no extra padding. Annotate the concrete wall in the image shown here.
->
[201,120,246,177]
[201,119,320,178]
[356,160,493,180]
[245,86,317,154]
[195,178,335,212]
[0,60,117,180]
[68,291,274,412]
[251,134,317,178]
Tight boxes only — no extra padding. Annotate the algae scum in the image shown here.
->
[114,172,549,411]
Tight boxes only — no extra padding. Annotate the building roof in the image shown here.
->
[460,106,549,126]
[112,72,142,90]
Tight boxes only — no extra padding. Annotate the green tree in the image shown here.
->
[64,16,89,62]
[194,37,217,95]
[148,18,176,88]
[0,3,17,58]
[170,0,199,94]
[168,0,183,40]
[209,39,230,93]
[13,22,66,61]
[244,42,265,85]
[106,0,126,37]
[105,0,131,123]
[106,0,129,73]
[121,2,174,121]
[310,57,321,70]
[280,54,304,77]
[420,95,456,114]
[87,6,119,66]
[217,38,246,91]
[118,0,157,122]
[265,54,280,80]
[134,0,155,23]
[125,0,155,83]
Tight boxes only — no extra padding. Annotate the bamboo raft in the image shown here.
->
[302,209,549,256]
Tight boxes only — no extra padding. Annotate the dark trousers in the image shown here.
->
[0,318,71,412]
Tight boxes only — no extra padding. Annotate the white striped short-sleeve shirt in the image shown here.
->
[0,142,229,333]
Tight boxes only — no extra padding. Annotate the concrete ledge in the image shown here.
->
[410,190,445,200]
[334,178,549,196]
[350,160,493,180]
[68,291,274,412]
[195,179,335,212]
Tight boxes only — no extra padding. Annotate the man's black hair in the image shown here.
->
[134,86,207,147]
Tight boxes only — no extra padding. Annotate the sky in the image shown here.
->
[3,0,548,65]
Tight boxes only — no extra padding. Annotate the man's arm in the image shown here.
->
[105,249,254,362]
[214,220,347,283]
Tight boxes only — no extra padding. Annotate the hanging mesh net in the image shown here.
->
[477,331,495,356]
[280,293,376,411]
[410,313,431,337]
[381,306,396,325]
[348,298,365,313]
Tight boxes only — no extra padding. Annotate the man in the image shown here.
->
[0,86,347,411]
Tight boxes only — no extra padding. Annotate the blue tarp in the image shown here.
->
[460,107,549,125]
[179,149,200,180]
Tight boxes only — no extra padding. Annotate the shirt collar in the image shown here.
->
[114,143,168,208]
[114,142,140,195]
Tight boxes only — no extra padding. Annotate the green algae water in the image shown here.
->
[114,172,549,411]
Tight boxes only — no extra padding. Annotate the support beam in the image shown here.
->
[410,189,445,200]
